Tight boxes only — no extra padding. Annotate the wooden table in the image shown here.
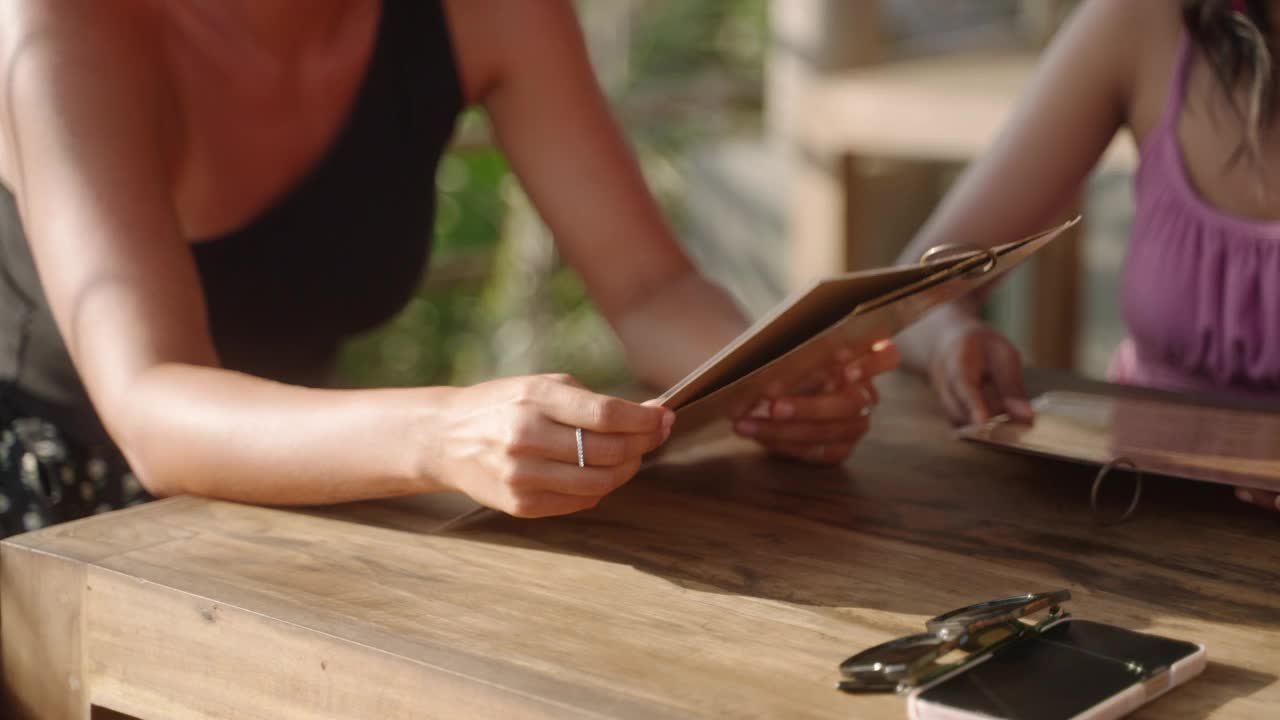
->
[4,371,1278,719]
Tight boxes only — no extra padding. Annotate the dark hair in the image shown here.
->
[1182,0,1274,174]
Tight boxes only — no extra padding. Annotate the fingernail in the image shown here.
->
[749,400,771,419]
[735,420,760,437]
[661,425,671,442]
[661,410,676,430]
[872,339,892,353]
[1236,488,1254,504]
[845,365,862,383]
[773,400,795,419]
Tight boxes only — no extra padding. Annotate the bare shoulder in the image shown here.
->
[1090,0,1184,137]
[1044,0,1182,132]
[1069,0,1181,36]
[0,1,159,70]
[0,0,174,193]
[1102,0,1185,71]
[442,0,501,105]
[1059,0,1181,80]
[443,0,583,106]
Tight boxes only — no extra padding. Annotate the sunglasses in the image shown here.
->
[837,590,1072,693]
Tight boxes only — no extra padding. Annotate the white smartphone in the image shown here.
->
[908,618,1206,720]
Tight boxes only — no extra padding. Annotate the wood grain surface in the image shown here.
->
[3,371,1277,719]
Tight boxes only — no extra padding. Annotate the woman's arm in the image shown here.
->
[898,0,1136,264]
[893,0,1141,423]
[450,0,742,388]
[459,0,897,464]
[1,3,667,517]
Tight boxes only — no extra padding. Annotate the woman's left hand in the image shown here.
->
[732,340,901,464]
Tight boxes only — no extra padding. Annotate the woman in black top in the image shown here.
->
[0,0,896,536]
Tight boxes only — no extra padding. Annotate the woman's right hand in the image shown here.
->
[927,322,1035,427]
[428,374,673,518]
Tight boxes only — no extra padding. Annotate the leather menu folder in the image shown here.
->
[960,390,1280,492]
[658,216,1081,436]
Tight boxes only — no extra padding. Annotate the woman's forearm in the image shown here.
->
[895,301,984,375]
[110,364,450,505]
[613,270,749,391]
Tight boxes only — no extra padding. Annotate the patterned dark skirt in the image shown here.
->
[0,409,150,539]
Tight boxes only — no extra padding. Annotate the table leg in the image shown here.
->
[2,543,89,720]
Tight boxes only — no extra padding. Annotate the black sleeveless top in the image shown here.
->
[0,0,463,447]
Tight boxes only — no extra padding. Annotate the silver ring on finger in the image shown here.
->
[575,427,586,468]
[856,384,876,418]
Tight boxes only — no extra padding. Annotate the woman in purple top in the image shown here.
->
[898,0,1280,511]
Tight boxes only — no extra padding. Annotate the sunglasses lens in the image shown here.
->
[838,633,950,692]
[925,590,1070,635]
[838,591,1072,694]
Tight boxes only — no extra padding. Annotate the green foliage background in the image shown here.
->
[337,1,766,390]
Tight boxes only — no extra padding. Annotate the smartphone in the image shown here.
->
[908,618,1206,720]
